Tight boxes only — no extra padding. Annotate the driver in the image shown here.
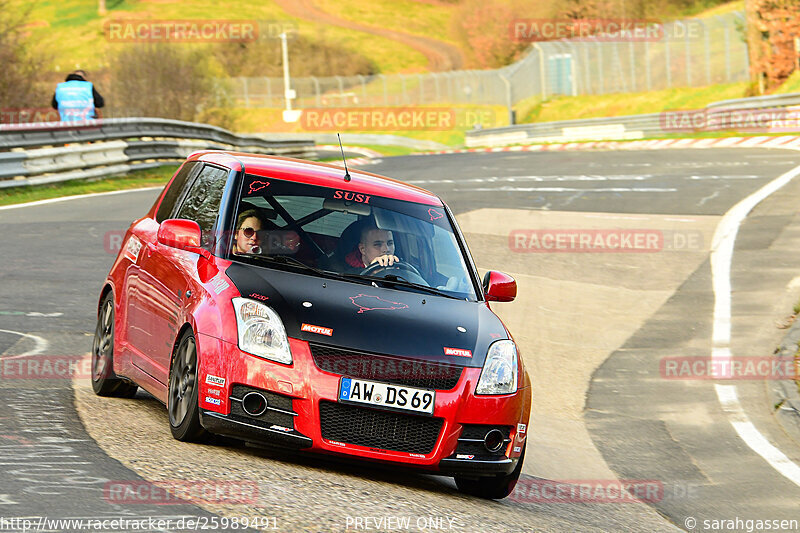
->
[232,209,265,255]
[345,224,400,272]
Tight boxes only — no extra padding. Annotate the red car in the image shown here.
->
[92,151,531,499]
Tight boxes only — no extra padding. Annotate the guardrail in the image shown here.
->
[0,118,316,188]
[466,92,800,148]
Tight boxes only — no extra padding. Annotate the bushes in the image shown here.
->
[746,0,800,91]
[452,0,529,69]
[213,34,376,78]
[108,43,232,124]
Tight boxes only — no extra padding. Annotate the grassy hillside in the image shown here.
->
[313,0,458,45]
[21,0,428,74]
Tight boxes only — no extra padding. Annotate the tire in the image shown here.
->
[168,330,206,442]
[91,293,138,398]
[455,445,526,499]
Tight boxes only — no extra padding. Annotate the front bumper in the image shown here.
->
[195,334,531,476]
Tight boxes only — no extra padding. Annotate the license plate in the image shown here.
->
[338,378,435,416]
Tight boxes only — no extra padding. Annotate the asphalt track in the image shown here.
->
[2,147,800,532]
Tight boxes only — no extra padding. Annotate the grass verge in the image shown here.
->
[516,82,751,124]
[0,165,177,207]
[774,72,800,95]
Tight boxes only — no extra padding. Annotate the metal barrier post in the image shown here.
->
[666,39,672,88]
[705,22,712,85]
[311,76,321,107]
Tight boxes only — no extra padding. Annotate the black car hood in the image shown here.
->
[224,263,509,368]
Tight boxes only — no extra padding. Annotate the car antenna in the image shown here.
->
[337,133,351,182]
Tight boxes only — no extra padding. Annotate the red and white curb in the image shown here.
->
[319,145,382,167]
[413,135,800,155]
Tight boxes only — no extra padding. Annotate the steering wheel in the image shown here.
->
[360,260,429,286]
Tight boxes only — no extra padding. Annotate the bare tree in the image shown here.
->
[0,0,49,109]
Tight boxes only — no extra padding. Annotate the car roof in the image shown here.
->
[189,151,443,207]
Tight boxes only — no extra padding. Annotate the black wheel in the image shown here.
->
[455,445,526,499]
[168,330,206,442]
[91,293,138,398]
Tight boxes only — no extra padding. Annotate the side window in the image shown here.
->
[155,161,199,222]
[174,165,229,238]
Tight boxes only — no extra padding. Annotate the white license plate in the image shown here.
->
[338,378,435,415]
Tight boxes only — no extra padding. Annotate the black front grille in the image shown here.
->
[310,343,463,390]
[319,401,443,454]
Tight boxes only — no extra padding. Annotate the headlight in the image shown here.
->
[476,340,518,395]
[232,297,292,365]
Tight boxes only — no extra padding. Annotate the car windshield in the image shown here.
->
[227,174,478,300]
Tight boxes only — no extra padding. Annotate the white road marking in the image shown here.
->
[710,162,800,486]
[453,187,678,193]
[0,187,162,211]
[0,329,49,357]
[697,190,720,207]
[407,174,761,185]
[583,214,651,220]
[0,494,18,505]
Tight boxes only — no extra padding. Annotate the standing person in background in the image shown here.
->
[51,70,105,122]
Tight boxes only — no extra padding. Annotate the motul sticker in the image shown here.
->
[444,347,472,358]
[409,453,425,459]
[204,396,221,406]
[123,236,142,263]
[456,454,475,460]
[327,440,346,447]
[301,323,333,336]
[206,388,221,396]
[270,424,292,433]
[205,374,225,386]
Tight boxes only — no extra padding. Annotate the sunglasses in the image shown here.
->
[239,227,260,238]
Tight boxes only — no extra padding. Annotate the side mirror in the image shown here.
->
[157,219,211,260]
[483,271,516,302]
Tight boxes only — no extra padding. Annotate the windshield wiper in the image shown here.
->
[371,274,459,299]
[243,254,374,285]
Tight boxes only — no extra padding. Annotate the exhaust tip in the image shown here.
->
[242,391,268,417]
[484,429,505,453]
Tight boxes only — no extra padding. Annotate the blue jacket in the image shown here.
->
[51,74,105,122]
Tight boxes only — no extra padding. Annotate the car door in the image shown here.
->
[122,161,200,374]
[127,164,228,384]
